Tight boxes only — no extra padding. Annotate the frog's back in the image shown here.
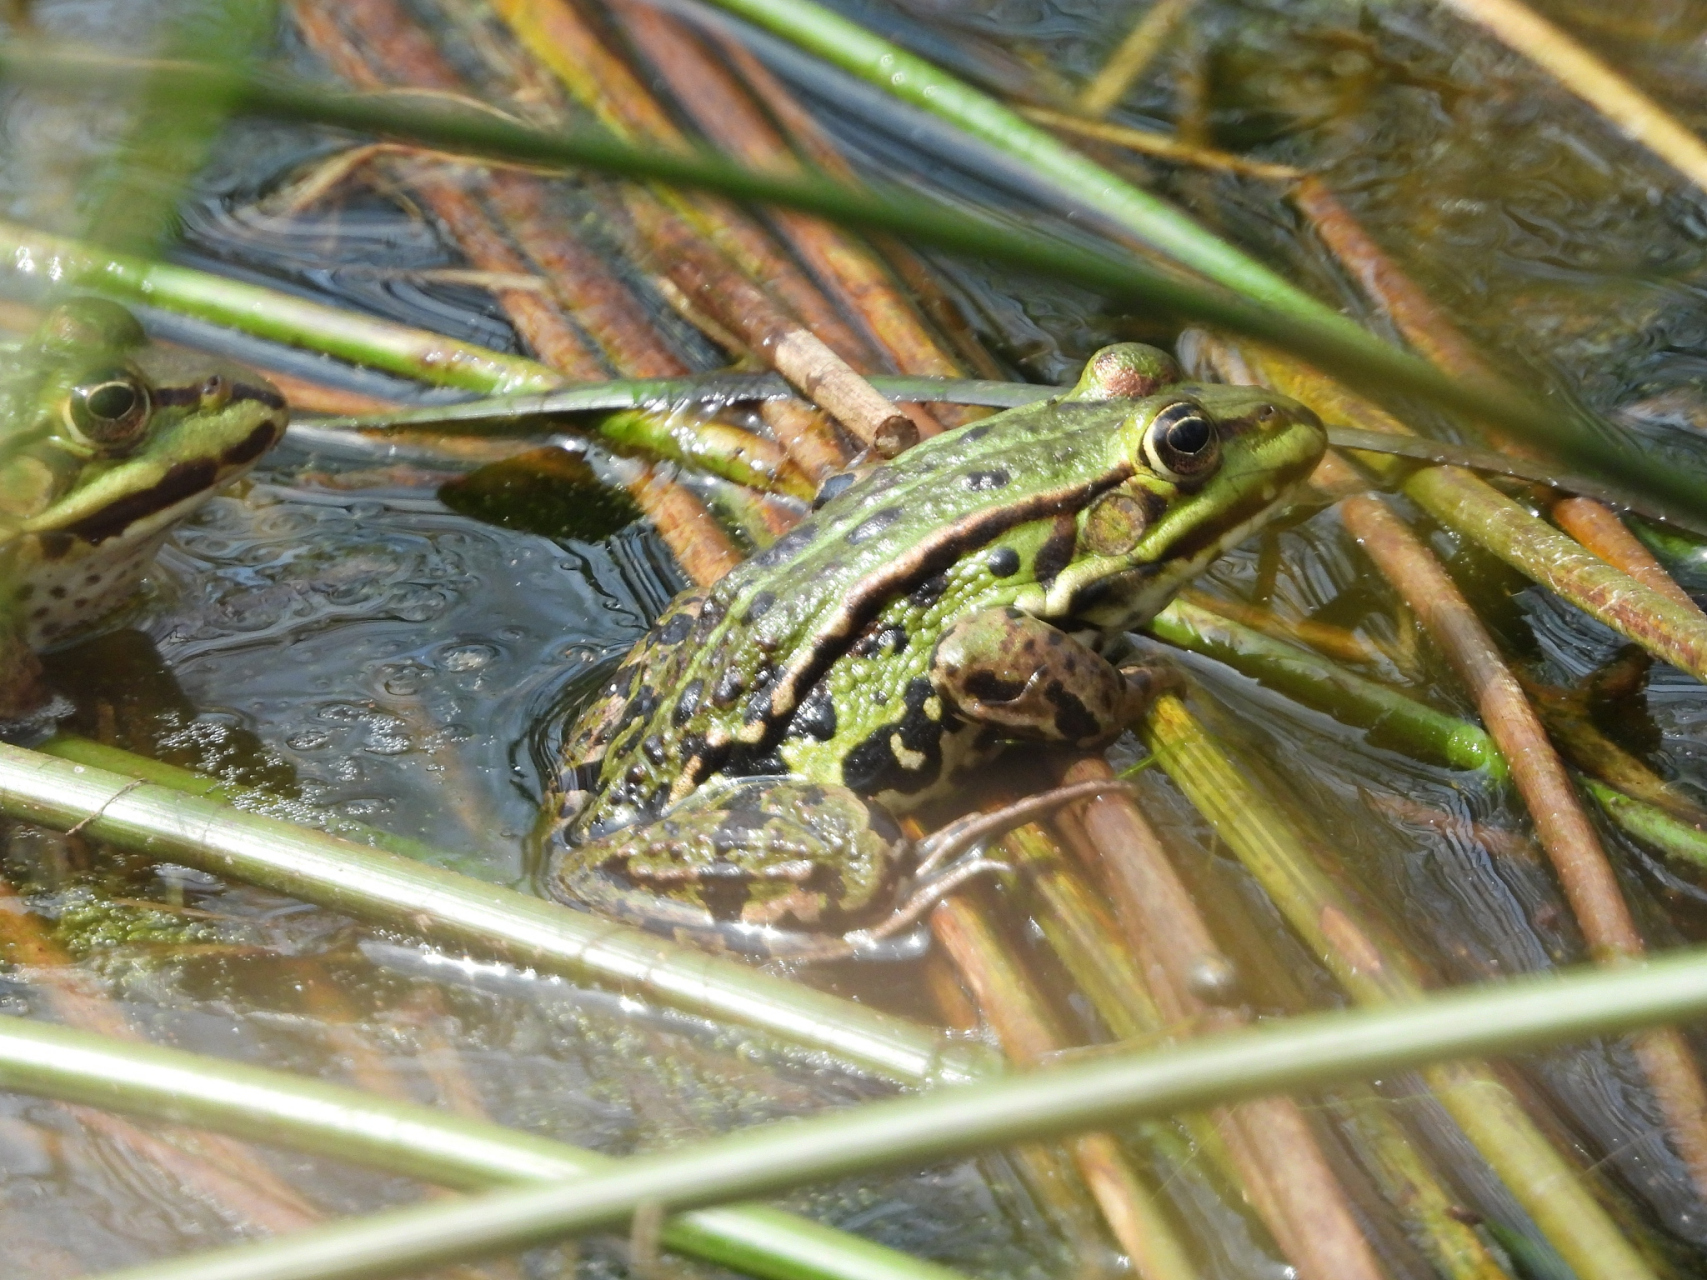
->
[554,398,1135,840]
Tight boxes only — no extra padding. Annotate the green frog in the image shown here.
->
[542,344,1325,958]
[0,298,289,732]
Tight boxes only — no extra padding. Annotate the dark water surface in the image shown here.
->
[5,0,1707,1276]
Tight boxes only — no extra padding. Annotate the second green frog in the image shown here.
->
[542,343,1326,958]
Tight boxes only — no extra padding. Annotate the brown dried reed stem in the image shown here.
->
[1142,691,1651,1280]
[928,892,1201,1280]
[492,0,914,459]
[711,31,1007,390]
[1342,493,1707,1202]
[1553,497,1707,618]
[1075,0,1203,118]
[292,0,743,581]
[1189,332,1707,686]
[1439,0,1707,197]
[1046,762,1473,1280]
[610,1,964,429]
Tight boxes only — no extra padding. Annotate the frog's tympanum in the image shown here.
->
[542,344,1325,958]
[0,299,288,731]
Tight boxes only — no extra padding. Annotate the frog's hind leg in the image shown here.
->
[546,778,916,959]
[932,606,1177,749]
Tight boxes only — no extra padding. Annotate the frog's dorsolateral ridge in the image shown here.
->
[541,342,1325,959]
[0,298,289,732]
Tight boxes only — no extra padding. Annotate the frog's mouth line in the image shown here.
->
[45,414,285,547]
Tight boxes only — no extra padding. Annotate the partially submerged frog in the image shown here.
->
[0,298,288,731]
[541,343,1325,958]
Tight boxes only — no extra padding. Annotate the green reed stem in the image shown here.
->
[0,1017,959,1280]
[1149,597,1506,775]
[1142,693,1652,1280]
[1588,780,1707,873]
[89,950,1707,1280]
[0,46,1695,514]
[0,222,788,492]
[0,742,991,1086]
[701,0,1324,327]
[0,218,556,394]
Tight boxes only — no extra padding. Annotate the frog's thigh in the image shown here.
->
[932,607,1153,747]
[550,779,901,926]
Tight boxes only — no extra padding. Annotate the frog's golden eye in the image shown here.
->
[63,368,153,453]
[1142,400,1220,483]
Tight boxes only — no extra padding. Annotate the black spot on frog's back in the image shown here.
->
[841,677,949,796]
[909,573,949,610]
[986,546,1020,578]
[658,610,696,647]
[672,678,704,727]
[788,683,838,742]
[743,590,777,623]
[749,522,817,569]
[846,506,903,545]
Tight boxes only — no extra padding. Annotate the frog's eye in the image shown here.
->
[1142,401,1220,483]
[62,368,153,453]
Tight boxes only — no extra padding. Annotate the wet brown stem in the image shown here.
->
[492,0,914,458]
[1044,767,1473,1280]
[292,0,744,580]
[1142,690,1655,1280]
[1075,0,1203,118]
[610,2,960,416]
[1342,493,1707,1202]
[928,892,1202,1280]
[1553,496,1707,618]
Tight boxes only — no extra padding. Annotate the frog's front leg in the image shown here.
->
[548,779,918,958]
[931,607,1174,748]
[0,613,59,739]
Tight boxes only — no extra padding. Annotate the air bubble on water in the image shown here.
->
[438,642,498,672]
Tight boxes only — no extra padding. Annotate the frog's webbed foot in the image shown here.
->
[830,776,1139,959]
[0,625,69,744]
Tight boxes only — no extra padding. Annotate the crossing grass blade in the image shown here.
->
[0,44,1701,517]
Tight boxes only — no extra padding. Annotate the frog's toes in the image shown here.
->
[0,691,73,745]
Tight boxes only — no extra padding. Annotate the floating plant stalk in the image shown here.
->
[0,1017,964,1280]
[488,0,916,459]
[1148,597,1505,774]
[608,1,974,395]
[928,891,1201,1280]
[1439,0,1707,196]
[1142,692,1653,1280]
[1074,0,1202,118]
[1188,333,1707,683]
[0,742,992,1086]
[82,949,1707,1280]
[1003,818,1394,1280]
[1342,493,1707,1199]
[1553,496,1707,618]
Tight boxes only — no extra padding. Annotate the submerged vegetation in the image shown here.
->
[2,2,1707,1279]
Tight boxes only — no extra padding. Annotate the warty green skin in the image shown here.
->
[0,300,288,725]
[544,344,1326,957]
